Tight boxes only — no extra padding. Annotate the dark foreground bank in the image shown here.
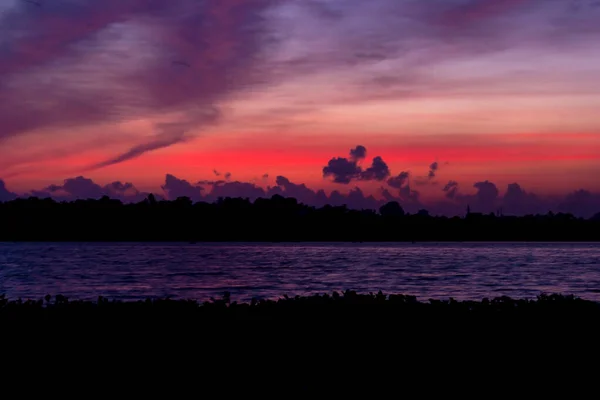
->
[4,291,600,336]
[3,291,600,394]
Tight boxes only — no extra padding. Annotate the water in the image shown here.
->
[1,242,600,302]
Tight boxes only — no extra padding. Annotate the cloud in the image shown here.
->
[502,182,545,215]
[58,176,104,199]
[558,189,600,218]
[2,171,600,218]
[2,0,599,175]
[349,145,367,161]
[262,0,600,112]
[428,162,439,179]
[443,180,459,199]
[323,145,391,184]
[86,113,221,170]
[387,171,410,189]
[273,175,319,205]
[23,176,157,202]
[472,180,500,213]
[0,180,17,201]
[323,157,362,184]
[0,0,282,167]
[385,171,419,202]
[161,174,203,202]
[210,181,266,201]
[359,156,391,181]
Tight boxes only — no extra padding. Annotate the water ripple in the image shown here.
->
[0,242,599,302]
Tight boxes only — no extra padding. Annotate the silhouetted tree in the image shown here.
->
[0,195,597,241]
[379,201,405,217]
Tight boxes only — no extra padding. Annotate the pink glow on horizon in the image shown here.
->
[4,132,598,198]
[1,0,600,204]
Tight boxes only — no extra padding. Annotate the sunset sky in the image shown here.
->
[0,0,599,207]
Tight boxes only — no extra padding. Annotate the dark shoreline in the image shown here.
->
[5,291,600,348]
[1,195,599,241]
[5,291,599,393]
[4,291,600,316]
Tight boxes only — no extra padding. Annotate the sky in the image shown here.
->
[0,0,599,216]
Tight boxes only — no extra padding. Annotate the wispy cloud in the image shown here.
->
[0,0,281,164]
[1,0,599,175]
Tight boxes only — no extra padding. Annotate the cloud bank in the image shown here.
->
[2,144,599,218]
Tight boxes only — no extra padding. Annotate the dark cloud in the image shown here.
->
[558,189,600,218]
[428,161,439,179]
[349,145,367,162]
[273,176,319,205]
[385,171,419,202]
[502,183,546,215]
[224,172,232,181]
[210,181,265,201]
[23,176,157,202]
[323,145,391,184]
[399,185,420,203]
[323,157,362,184]
[161,174,203,202]
[360,156,391,181]
[65,177,106,198]
[399,161,443,187]
[0,180,17,201]
[197,179,225,186]
[387,171,410,189]
[2,173,600,218]
[443,180,459,199]
[472,180,500,213]
[105,181,138,197]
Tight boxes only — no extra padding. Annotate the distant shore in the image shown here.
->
[1,195,599,241]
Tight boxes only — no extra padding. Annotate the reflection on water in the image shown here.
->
[1,242,599,302]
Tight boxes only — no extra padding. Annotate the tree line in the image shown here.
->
[0,194,598,241]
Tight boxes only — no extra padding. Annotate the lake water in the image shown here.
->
[1,242,600,302]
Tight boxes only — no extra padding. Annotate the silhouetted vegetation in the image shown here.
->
[0,195,598,241]
[3,291,600,328]
[4,291,599,394]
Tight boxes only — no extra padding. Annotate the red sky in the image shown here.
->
[0,0,599,203]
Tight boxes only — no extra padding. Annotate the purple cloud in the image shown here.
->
[428,162,439,179]
[323,145,391,184]
[23,176,157,203]
[1,0,599,187]
[0,0,282,167]
[0,180,17,201]
[443,180,459,199]
[360,156,391,181]
[387,172,410,189]
[161,174,203,202]
[2,171,599,217]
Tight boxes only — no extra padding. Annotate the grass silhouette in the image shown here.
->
[3,291,598,394]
